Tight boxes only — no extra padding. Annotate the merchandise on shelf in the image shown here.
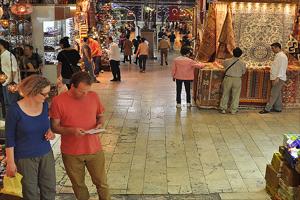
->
[265,133,300,199]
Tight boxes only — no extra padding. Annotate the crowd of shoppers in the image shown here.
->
[1,22,288,200]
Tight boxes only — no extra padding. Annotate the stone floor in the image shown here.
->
[52,52,300,200]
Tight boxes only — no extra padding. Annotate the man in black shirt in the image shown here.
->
[168,31,176,51]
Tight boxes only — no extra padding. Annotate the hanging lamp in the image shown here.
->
[10,3,33,16]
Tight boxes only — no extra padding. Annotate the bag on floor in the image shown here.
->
[0,173,23,198]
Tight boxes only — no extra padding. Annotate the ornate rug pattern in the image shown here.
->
[194,67,300,108]
[232,3,295,67]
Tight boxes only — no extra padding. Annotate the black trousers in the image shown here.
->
[0,85,5,118]
[123,55,132,63]
[139,55,147,71]
[110,60,121,80]
[176,79,192,104]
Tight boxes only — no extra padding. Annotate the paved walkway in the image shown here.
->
[53,53,299,200]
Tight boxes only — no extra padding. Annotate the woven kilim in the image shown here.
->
[194,67,300,108]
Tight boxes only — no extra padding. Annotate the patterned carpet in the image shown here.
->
[55,194,221,200]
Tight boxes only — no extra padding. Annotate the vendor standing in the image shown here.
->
[21,45,42,78]
[259,42,288,114]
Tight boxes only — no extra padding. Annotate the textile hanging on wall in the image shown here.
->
[231,3,296,67]
[287,35,300,64]
[216,5,236,59]
[293,5,300,41]
[197,3,217,62]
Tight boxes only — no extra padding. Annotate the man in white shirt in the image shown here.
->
[0,39,19,108]
[106,37,121,82]
[260,42,288,114]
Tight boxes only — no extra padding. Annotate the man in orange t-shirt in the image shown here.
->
[88,37,102,76]
[50,72,110,200]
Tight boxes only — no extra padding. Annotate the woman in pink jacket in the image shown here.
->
[172,47,205,108]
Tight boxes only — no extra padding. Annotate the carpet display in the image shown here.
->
[216,5,235,59]
[197,4,217,62]
[232,3,296,67]
[194,66,300,108]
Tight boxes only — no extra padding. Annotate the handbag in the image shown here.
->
[0,173,23,198]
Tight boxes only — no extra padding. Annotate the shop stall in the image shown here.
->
[194,0,300,108]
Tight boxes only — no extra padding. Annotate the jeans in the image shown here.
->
[2,85,19,108]
[110,60,121,81]
[139,55,147,71]
[84,59,96,81]
[62,151,110,200]
[170,42,175,50]
[123,55,132,63]
[93,56,102,75]
[16,151,56,200]
[176,79,191,104]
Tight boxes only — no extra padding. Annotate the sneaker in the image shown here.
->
[142,70,145,73]
[94,80,100,83]
[100,70,104,73]
[259,109,270,114]
[176,104,181,108]
[187,103,191,107]
[231,111,237,115]
[221,110,226,114]
[110,79,117,82]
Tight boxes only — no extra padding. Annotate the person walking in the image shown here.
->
[88,37,103,76]
[50,72,111,200]
[172,47,205,108]
[107,37,121,81]
[5,75,56,200]
[158,36,170,66]
[259,42,288,114]
[168,31,176,51]
[0,39,20,108]
[57,37,81,89]
[219,47,246,114]
[132,36,141,64]
[136,38,149,73]
[122,35,133,64]
[81,37,98,83]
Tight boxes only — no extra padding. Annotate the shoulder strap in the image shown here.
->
[224,59,239,76]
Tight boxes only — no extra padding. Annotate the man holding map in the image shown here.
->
[50,71,111,200]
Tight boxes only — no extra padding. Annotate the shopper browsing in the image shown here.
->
[5,75,56,200]
[219,47,246,114]
[136,38,149,73]
[0,39,20,108]
[57,37,81,89]
[158,35,170,66]
[107,36,121,81]
[50,72,111,200]
[172,47,205,108]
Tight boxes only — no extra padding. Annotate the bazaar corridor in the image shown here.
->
[52,56,299,200]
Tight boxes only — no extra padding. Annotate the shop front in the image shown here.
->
[194,0,300,108]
